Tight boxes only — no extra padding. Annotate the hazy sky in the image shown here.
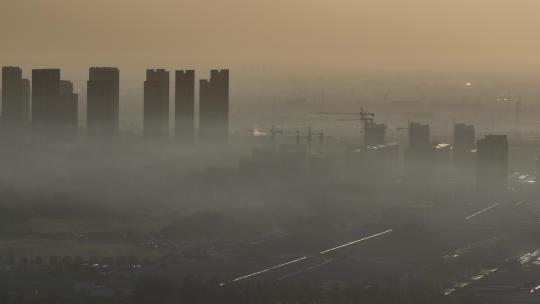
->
[2,0,540,76]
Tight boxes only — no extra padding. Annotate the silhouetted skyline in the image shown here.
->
[2,66,231,141]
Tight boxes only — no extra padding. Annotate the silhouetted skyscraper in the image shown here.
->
[144,69,170,138]
[2,66,30,126]
[32,69,61,128]
[59,80,78,136]
[404,122,432,187]
[87,67,119,137]
[408,122,430,151]
[175,70,195,141]
[199,69,229,142]
[477,135,508,193]
[453,123,475,163]
[364,121,386,147]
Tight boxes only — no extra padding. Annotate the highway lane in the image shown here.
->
[230,256,308,283]
[224,197,537,290]
[226,229,394,284]
[465,202,500,220]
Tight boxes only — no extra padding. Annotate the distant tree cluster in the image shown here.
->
[132,275,454,304]
[0,255,151,270]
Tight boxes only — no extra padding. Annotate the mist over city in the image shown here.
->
[1,1,540,304]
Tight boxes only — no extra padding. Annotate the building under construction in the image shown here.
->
[364,121,386,147]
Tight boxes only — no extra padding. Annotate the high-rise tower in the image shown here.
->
[32,69,61,128]
[477,135,508,193]
[144,69,170,138]
[199,69,229,142]
[87,67,119,137]
[453,123,475,163]
[175,70,195,142]
[2,66,30,126]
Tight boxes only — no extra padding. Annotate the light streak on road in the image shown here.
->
[226,229,393,284]
[231,256,308,282]
[276,258,334,281]
[530,283,540,293]
[465,203,499,220]
[319,229,393,254]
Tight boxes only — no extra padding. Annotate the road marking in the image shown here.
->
[320,229,393,254]
[465,203,499,220]
[276,258,334,281]
[232,256,308,282]
[227,229,393,284]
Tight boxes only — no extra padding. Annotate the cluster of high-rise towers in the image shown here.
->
[353,119,508,193]
[1,67,229,141]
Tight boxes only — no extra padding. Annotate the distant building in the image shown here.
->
[32,69,61,128]
[404,122,433,187]
[408,122,430,151]
[1,66,30,126]
[59,80,78,136]
[432,142,453,189]
[364,121,386,147]
[199,69,229,142]
[345,143,399,187]
[476,135,508,193]
[175,70,195,142]
[453,123,475,163]
[144,69,170,138]
[32,69,77,137]
[87,67,119,137]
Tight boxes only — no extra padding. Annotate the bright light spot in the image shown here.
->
[443,288,455,296]
[253,128,268,137]
[465,82,472,86]
[471,275,485,281]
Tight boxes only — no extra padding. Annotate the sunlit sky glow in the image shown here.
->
[2,0,540,75]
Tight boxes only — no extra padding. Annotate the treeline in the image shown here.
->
[0,255,151,270]
[131,275,471,304]
[0,273,484,304]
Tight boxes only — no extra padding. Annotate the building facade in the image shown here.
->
[32,69,61,128]
[476,135,508,193]
[199,69,229,142]
[2,66,30,126]
[453,123,475,163]
[175,70,195,142]
[144,69,170,138]
[87,67,120,137]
